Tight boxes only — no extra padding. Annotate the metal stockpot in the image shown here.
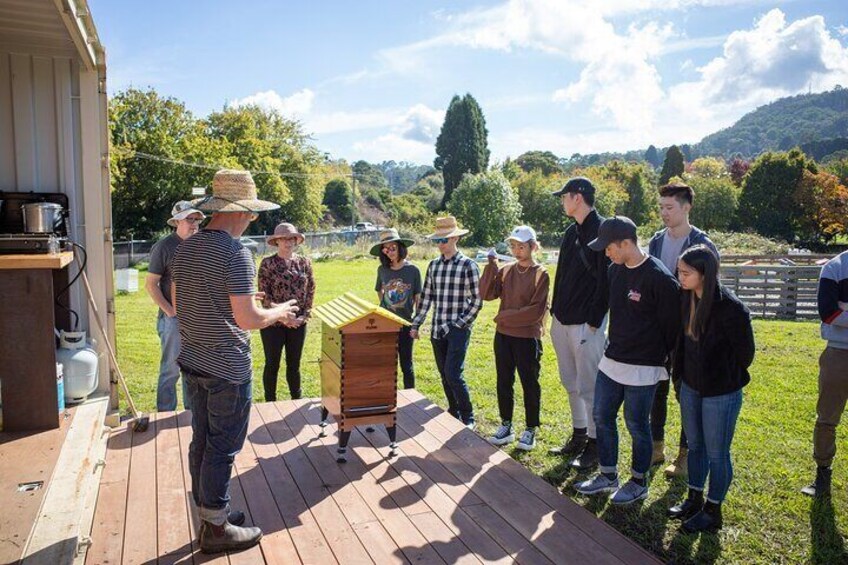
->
[22,202,64,233]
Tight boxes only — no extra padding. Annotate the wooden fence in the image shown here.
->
[720,264,821,319]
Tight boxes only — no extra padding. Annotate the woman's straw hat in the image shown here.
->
[369,228,415,256]
[266,222,305,246]
[193,169,280,213]
[427,215,469,239]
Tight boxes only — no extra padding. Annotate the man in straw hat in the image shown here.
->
[171,169,299,553]
[145,200,205,412]
[410,216,483,429]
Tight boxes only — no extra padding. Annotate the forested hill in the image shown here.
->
[694,88,848,158]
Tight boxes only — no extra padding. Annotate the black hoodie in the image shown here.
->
[551,209,610,327]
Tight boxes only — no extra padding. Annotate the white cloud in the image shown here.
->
[839,25,848,37]
[229,88,315,118]
[348,104,444,162]
[670,9,848,122]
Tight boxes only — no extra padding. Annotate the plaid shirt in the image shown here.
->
[411,252,483,338]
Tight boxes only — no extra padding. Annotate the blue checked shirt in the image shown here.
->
[411,252,483,338]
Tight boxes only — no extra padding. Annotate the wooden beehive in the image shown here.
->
[312,292,410,461]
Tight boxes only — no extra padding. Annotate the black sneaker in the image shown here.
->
[570,438,599,472]
[549,432,588,456]
[801,466,832,497]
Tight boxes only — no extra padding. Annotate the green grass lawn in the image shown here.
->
[115,258,846,564]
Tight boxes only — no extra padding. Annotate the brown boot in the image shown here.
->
[664,447,688,479]
[651,440,665,466]
[200,521,262,554]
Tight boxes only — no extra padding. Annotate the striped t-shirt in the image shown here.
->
[172,229,256,384]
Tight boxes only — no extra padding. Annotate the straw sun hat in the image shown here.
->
[427,215,470,239]
[192,169,280,213]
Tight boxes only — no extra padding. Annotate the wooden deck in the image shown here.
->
[0,409,75,564]
[86,390,661,564]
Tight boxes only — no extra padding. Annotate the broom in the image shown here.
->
[78,265,150,433]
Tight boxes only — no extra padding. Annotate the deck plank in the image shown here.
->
[174,410,229,565]
[266,401,372,564]
[155,412,194,565]
[252,402,339,564]
[86,423,132,565]
[121,413,159,565]
[232,406,301,565]
[0,411,74,565]
[227,459,266,565]
[85,395,663,564]
[397,394,623,564]
[398,390,660,565]
[296,401,445,565]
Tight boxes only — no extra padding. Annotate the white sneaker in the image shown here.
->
[516,428,536,451]
[465,421,477,432]
[488,422,514,445]
[575,473,619,496]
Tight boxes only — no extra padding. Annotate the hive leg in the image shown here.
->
[319,406,329,437]
[387,425,398,458]
[337,430,352,463]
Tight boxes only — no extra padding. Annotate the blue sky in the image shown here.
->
[89,0,848,165]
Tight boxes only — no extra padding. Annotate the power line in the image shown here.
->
[124,150,358,179]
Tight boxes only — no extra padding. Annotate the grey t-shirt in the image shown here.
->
[375,262,422,321]
[660,232,688,274]
[148,233,183,314]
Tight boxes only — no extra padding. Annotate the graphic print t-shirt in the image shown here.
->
[375,263,422,321]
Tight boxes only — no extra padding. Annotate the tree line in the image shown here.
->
[110,87,848,248]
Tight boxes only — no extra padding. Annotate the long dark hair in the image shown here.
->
[679,244,719,340]
[378,241,408,269]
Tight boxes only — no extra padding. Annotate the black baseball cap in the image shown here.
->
[551,176,596,197]
[588,216,638,251]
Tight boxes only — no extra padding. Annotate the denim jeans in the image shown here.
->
[184,371,252,525]
[593,370,658,478]
[431,326,474,424]
[398,326,416,389]
[680,382,743,503]
[157,314,189,411]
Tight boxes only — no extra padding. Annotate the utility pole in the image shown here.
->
[350,175,358,227]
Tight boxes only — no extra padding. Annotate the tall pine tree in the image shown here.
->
[434,94,490,209]
[659,145,685,185]
[644,145,660,168]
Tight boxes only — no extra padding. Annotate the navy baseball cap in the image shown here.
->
[551,176,596,197]
[588,216,638,251]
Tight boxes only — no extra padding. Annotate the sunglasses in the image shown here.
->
[183,217,204,224]
[432,237,449,244]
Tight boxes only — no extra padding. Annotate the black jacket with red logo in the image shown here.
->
[605,255,682,367]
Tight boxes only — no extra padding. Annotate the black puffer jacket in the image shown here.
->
[672,285,755,397]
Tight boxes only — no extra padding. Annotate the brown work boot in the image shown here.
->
[200,521,262,554]
[651,440,665,466]
[664,447,688,479]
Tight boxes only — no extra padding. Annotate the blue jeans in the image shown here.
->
[594,370,658,478]
[156,314,189,411]
[431,326,474,424]
[184,371,252,525]
[680,383,743,503]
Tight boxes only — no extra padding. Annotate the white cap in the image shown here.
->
[506,225,537,243]
[167,200,206,227]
